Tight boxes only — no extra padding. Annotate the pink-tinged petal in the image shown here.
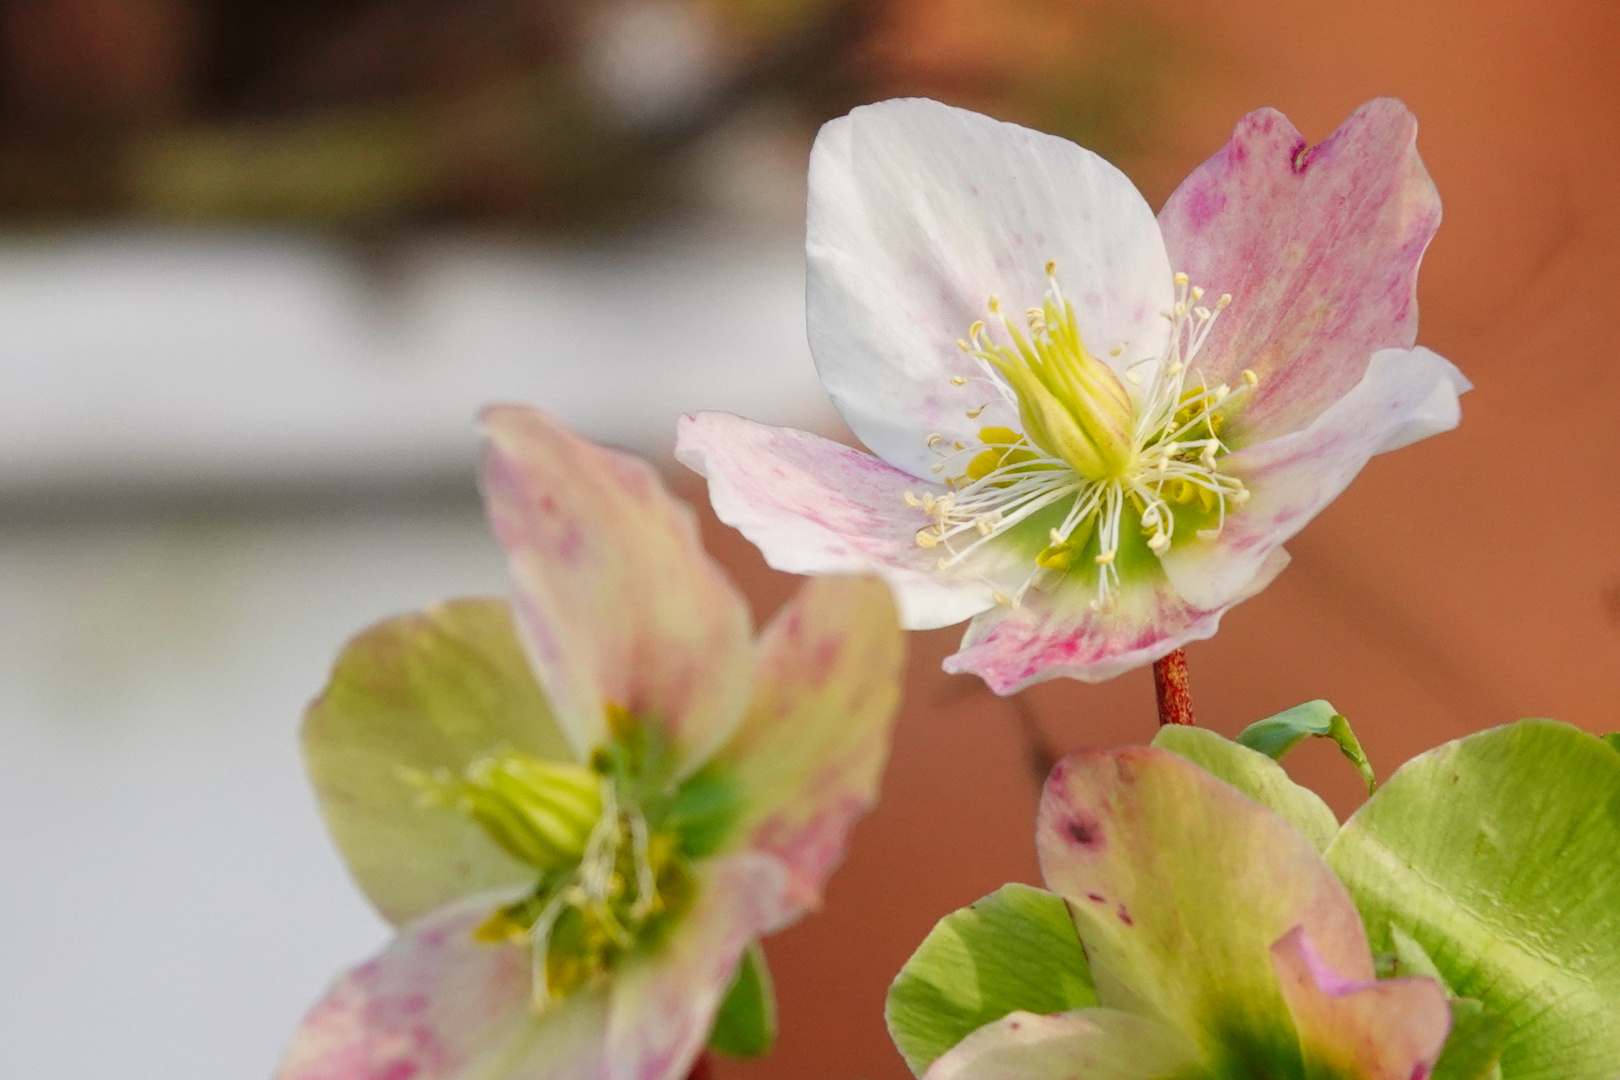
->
[922,1009,1202,1080]
[808,98,1173,479]
[276,894,607,1080]
[1271,927,1450,1080]
[943,549,1289,694]
[605,853,793,1080]
[1159,99,1442,443]
[717,576,904,915]
[1036,747,1372,1069]
[677,411,1007,630]
[1160,347,1467,611]
[482,406,753,770]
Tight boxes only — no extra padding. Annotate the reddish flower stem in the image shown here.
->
[685,1053,716,1080]
[1152,648,1195,726]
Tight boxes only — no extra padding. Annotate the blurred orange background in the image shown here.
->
[0,1,1614,1078]
[704,3,1620,1079]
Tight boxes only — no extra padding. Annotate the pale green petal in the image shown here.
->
[1151,726,1339,853]
[1038,748,1371,1075]
[1326,719,1620,1080]
[718,576,904,912]
[1270,926,1450,1080]
[921,1009,1203,1080]
[303,598,572,926]
[886,884,1096,1075]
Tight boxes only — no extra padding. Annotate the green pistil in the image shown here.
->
[414,707,742,1005]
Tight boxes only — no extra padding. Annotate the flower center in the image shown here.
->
[909,267,1256,612]
[412,704,740,1007]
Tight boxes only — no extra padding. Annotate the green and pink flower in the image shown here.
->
[277,407,904,1080]
[678,98,1467,693]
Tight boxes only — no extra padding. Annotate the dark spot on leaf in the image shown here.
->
[1116,903,1133,927]
[1085,892,1106,904]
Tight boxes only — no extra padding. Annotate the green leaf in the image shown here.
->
[1236,700,1377,793]
[1601,732,1619,753]
[1433,999,1509,1080]
[303,598,575,926]
[886,884,1096,1076]
[1326,719,1620,1080]
[1152,726,1340,852]
[708,942,776,1058]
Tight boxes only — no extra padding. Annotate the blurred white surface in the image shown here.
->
[0,230,833,495]
[0,506,505,1078]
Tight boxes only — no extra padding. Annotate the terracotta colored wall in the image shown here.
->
[696,2,1620,1077]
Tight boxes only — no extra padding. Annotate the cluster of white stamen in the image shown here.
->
[907,268,1257,613]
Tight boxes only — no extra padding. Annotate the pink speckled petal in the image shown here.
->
[922,1009,1201,1080]
[1036,747,1374,1068]
[717,576,904,915]
[808,98,1173,479]
[943,548,1289,694]
[1271,927,1451,1080]
[276,894,608,1080]
[606,853,793,1080]
[1160,346,1467,610]
[677,411,1011,630]
[482,406,753,769]
[1159,99,1442,443]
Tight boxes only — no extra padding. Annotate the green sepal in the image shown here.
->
[1433,999,1509,1080]
[1236,700,1377,793]
[885,884,1096,1076]
[1326,719,1620,1079]
[667,763,743,859]
[1602,732,1619,753]
[708,942,776,1058]
[1151,725,1339,852]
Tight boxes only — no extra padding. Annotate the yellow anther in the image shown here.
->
[1218,293,1232,307]
[1190,286,1204,301]
[1214,384,1231,403]
[926,433,944,447]
[1045,260,1058,276]
[1110,345,1124,356]
[930,463,945,474]
[951,374,968,385]
[1242,369,1259,386]
[965,405,985,419]
[1194,306,1211,321]
[1174,271,1190,287]
[903,491,921,507]
[969,320,985,338]
[1196,527,1221,542]
[957,340,971,352]
[952,440,965,451]
[1095,549,1116,566]
[1148,532,1171,554]
[987,295,1001,314]
[1230,487,1251,506]
[976,517,996,536]
[916,530,939,549]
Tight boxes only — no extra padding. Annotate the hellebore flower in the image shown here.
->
[278,407,904,1080]
[677,98,1469,692]
[893,746,1451,1080]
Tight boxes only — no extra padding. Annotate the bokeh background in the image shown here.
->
[0,0,1615,1077]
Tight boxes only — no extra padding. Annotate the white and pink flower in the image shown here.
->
[678,98,1467,693]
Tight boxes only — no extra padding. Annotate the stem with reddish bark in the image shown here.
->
[1152,648,1195,726]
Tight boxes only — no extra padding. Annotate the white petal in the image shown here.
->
[676,411,1000,629]
[1161,346,1466,610]
[807,98,1174,478]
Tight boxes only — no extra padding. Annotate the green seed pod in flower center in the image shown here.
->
[411,704,743,1007]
